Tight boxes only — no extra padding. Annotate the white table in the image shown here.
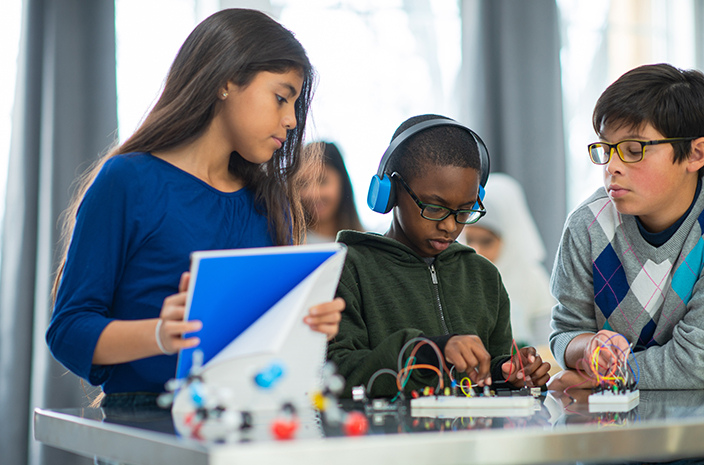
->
[33,390,704,465]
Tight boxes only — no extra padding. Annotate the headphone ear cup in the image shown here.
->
[367,173,396,213]
[473,184,486,210]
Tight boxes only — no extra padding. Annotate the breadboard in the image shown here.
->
[410,395,535,418]
[588,390,639,413]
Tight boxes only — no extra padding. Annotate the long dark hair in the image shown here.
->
[53,9,316,299]
[305,142,363,232]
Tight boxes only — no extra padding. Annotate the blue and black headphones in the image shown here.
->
[367,118,490,214]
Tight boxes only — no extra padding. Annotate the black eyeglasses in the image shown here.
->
[587,137,699,165]
[392,172,486,224]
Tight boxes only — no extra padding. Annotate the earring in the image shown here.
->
[221,92,228,99]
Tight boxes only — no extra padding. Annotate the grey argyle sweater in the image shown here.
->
[550,186,704,389]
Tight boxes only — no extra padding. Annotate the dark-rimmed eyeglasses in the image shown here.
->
[392,172,486,224]
[587,137,699,165]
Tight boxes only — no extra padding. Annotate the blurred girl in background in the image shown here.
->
[301,142,364,242]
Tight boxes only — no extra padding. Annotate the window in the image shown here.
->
[276,0,461,230]
[558,0,699,209]
[115,0,461,231]
[115,1,701,225]
[0,0,23,250]
[115,0,198,142]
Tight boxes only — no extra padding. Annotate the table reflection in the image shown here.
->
[64,389,704,446]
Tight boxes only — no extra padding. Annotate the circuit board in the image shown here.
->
[410,395,536,418]
[588,390,640,413]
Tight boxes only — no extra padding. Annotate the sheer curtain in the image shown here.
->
[0,1,117,464]
[459,0,567,269]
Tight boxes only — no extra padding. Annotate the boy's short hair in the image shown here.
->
[593,63,704,164]
[385,114,481,183]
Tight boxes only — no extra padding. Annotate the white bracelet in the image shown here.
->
[155,319,176,355]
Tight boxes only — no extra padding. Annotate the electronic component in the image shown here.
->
[362,336,547,420]
[410,394,535,418]
[271,403,299,440]
[588,389,639,413]
[367,398,401,412]
[351,385,367,402]
[254,361,285,389]
[343,411,369,436]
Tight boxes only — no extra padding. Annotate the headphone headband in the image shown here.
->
[367,118,490,214]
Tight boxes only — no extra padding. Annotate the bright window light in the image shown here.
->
[0,0,23,256]
[115,0,461,232]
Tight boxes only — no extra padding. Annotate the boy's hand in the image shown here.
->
[547,368,594,392]
[304,297,345,341]
[158,272,202,354]
[501,346,551,388]
[444,335,492,387]
[586,330,631,377]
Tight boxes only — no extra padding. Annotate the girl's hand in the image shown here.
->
[444,335,492,387]
[501,346,551,388]
[156,272,202,354]
[304,297,345,341]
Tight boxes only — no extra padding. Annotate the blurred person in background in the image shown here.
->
[301,142,364,243]
[462,173,555,349]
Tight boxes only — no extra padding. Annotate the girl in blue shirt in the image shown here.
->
[46,9,344,402]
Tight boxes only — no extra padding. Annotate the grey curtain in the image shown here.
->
[0,1,117,464]
[459,0,567,270]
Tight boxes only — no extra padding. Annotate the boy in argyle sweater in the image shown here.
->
[550,64,704,389]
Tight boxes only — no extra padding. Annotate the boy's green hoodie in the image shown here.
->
[329,230,513,397]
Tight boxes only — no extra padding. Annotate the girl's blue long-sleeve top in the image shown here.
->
[46,153,274,394]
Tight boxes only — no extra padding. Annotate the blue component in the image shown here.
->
[451,379,458,388]
[254,362,285,389]
[189,382,206,408]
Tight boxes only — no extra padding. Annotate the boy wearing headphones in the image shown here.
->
[549,64,704,390]
[328,114,551,398]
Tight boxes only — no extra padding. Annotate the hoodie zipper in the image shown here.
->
[429,264,449,335]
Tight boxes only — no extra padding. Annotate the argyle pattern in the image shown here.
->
[550,186,704,388]
[586,196,704,349]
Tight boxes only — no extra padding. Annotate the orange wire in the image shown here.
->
[399,340,453,388]
[396,364,444,391]
[408,340,453,376]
